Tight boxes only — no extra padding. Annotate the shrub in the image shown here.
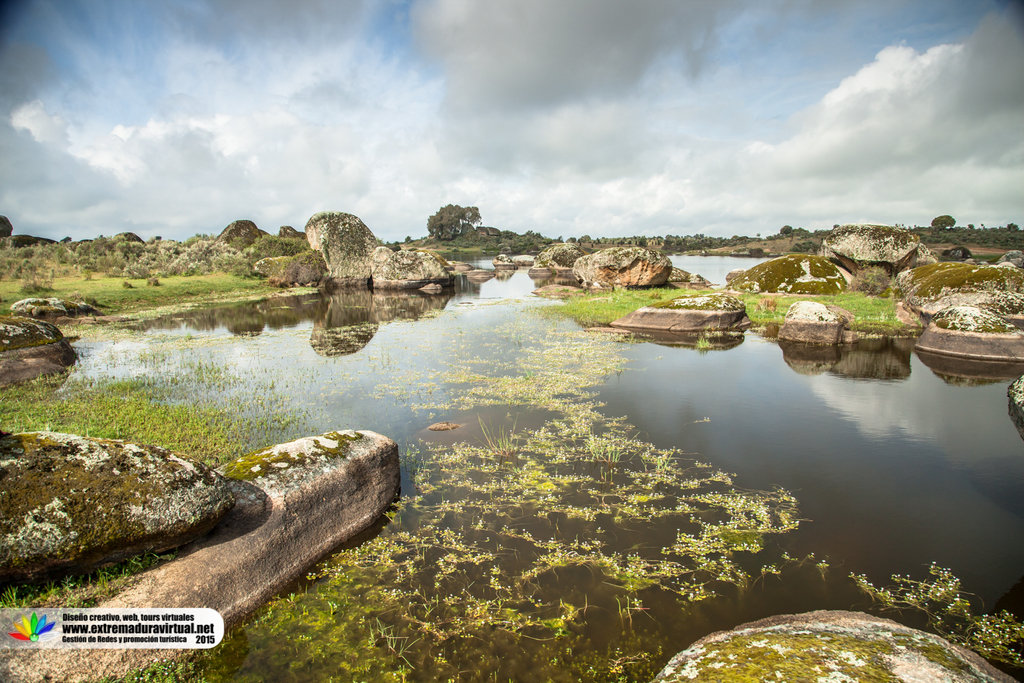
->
[851,266,891,296]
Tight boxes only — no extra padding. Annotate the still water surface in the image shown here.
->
[73,256,1024,680]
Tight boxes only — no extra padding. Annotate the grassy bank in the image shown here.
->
[541,287,909,333]
[0,272,276,316]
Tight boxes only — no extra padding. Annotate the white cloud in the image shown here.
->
[10,99,70,148]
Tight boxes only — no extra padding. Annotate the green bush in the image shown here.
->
[850,266,891,296]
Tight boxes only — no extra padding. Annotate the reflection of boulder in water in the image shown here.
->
[136,293,325,335]
[309,323,379,356]
[642,330,745,351]
[780,338,913,380]
[493,269,516,281]
[916,349,1024,386]
[994,572,1024,620]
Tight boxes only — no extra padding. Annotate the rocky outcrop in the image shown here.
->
[0,432,233,584]
[492,253,517,270]
[653,610,1015,683]
[0,316,77,386]
[535,243,586,270]
[573,246,672,289]
[371,247,454,289]
[896,262,1024,319]
[278,225,304,239]
[305,212,378,287]
[997,250,1024,268]
[914,305,1024,362]
[729,254,847,295]
[820,224,926,275]
[778,301,849,345]
[512,255,535,267]
[1009,376,1024,442]
[0,431,400,683]
[10,297,102,320]
[217,219,268,248]
[610,293,751,332]
[0,215,12,238]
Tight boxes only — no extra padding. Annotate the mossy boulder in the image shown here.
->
[0,432,234,584]
[10,297,102,320]
[304,211,378,286]
[895,262,1024,317]
[610,293,751,332]
[730,254,847,295]
[217,219,268,248]
[1009,376,1024,442]
[371,247,454,289]
[573,246,672,289]
[0,215,12,238]
[535,243,586,269]
[820,224,924,274]
[653,610,1015,683]
[778,301,848,345]
[223,431,363,486]
[915,305,1024,362]
[0,316,77,386]
[253,256,290,278]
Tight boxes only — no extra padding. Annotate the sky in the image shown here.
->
[1,0,1022,243]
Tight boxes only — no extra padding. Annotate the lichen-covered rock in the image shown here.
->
[997,250,1024,268]
[535,243,586,269]
[304,211,378,286]
[278,225,304,239]
[610,293,751,332]
[370,247,454,289]
[1009,376,1024,442]
[0,432,234,584]
[216,219,268,248]
[730,254,847,295]
[653,610,1015,683]
[254,252,327,287]
[0,315,77,386]
[725,268,745,284]
[254,256,290,278]
[0,215,12,238]
[778,301,848,345]
[512,255,534,267]
[915,305,1024,362]
[573,246,672,289]
[492,253,517,270]
[820,223,922,274]
[10,298,102,319]
[896,262,1024,317]
[222,431,363,488]
[668,267,710,287]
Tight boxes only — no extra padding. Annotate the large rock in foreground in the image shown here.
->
[653,610,1015,683]
[0,315,77,386]
[730,254,847,295]
[610,293,751,332]
[371,247,454,289]
[305,211,378,287]
[820,223,930,274]
[573,246,672,289]
[896,262,1024,319]
[0,432,234,584]
[778,301,849,345]
[914,305,1024,362]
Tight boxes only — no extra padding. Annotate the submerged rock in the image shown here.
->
[610,293,751,332]
[896,262,1024,318]
[532,284,583,298]
[573,246,672,289]
[653,610,1015,683]
[730,254,847,295]
[778,301,848,345]
[820,224,928,274]
[0,315,77,386]
[0,432,234,584]
[305,211,378,287]
[914,305,1024,362]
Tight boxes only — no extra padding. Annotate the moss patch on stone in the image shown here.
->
[931,306,1018,334]
[0,315,63,351]
[222,430,363,482]
[897,262,1024,302]
[652,293,744,311]
[730,254,847,295]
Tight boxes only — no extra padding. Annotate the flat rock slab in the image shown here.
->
[653,610,1015,683]
[0,430,400,683]
[0,339,77,386]
[0,432,233,584]
[532,284,584,298]
[915,307,1024,362]
[610,293,751,332]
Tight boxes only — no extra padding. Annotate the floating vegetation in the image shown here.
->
[853,564,1024,668]
[201,304,804,682]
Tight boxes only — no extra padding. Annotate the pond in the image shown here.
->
[69,258,1024,681]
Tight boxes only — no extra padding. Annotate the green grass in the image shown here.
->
[1,375,274,467]
[0,272,276,316]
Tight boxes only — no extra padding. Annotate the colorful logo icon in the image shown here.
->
[8,612,58,643]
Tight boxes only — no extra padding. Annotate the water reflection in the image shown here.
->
[915,349,1024,386]
[643,330,745,351]
[133,292,325,335]
[779,338,913,381]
